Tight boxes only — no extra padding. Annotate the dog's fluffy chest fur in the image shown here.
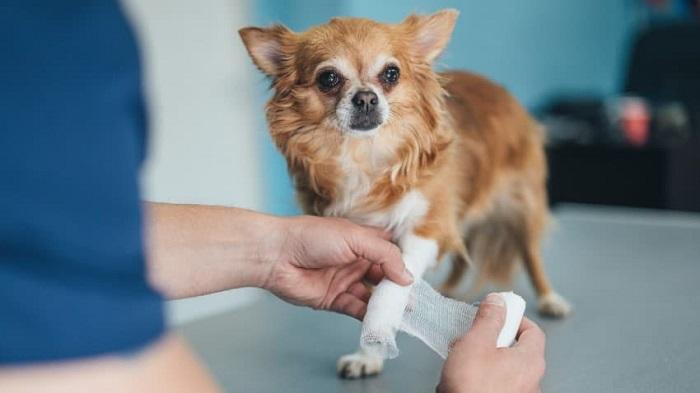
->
[323,138,430,237]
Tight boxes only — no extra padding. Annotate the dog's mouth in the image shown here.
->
[349,111,382,131]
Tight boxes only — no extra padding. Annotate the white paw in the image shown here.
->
[337,352,384,379]
[538,292,572,318]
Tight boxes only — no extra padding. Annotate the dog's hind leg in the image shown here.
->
[518,224,571,318]
[515,188,572,318]
[439,252,468,296]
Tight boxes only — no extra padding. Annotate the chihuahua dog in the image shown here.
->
[240,9,571,379]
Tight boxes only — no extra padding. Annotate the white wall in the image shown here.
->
[122,0,262,324]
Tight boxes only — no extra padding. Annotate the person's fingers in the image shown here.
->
[363,263,385,285]
[513,317,546,356]
[466,293,507,346]
[347,281,371,303]
[347,231,412,286]
[330,292,368,320]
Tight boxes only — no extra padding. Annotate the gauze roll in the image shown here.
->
[361,279,526,359]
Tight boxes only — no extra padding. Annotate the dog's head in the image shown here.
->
[239,11,457,207]
[240,10,458,138]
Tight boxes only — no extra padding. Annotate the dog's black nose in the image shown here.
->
[352,90,378,112]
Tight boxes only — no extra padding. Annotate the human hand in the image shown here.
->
[437,294,546,393]
[259,215,413,319]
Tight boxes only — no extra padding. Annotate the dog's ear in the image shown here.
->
[239,25,296,77]
[401,9,459,63]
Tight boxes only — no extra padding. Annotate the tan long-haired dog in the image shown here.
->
[240,9,570,378]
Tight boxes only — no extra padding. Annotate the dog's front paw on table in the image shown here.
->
[337,352,384,379]
[538,292,572,318]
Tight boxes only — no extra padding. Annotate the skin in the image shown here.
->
[147,203,413,319]
[438,295,547,393]
[0,203,545,392]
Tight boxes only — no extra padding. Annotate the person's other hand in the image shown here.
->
[260,215,412,319]
[437,294,546,393]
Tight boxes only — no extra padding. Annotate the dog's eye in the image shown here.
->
[317,70,341,91]
[381,65,400,85]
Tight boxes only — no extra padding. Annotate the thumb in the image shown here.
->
[469,293,507,346]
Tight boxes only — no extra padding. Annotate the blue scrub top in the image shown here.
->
[0,1,164,363]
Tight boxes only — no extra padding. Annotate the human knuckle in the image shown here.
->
[482,303,506,325]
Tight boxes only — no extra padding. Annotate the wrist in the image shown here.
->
[250,213,293,290]
[147,203,296,299]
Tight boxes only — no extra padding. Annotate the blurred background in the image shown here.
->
[121,0,700,324]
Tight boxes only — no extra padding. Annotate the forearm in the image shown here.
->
[0,334,220,393]
[145,202,284,299]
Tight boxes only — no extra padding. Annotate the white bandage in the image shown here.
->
[361,279,526,359]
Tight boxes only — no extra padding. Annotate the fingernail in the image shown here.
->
[482,293,505,307]
[403,268,414,284]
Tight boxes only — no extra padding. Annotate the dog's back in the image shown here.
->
[442,70,547,213]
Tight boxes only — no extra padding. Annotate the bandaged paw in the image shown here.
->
[359,279,411,359]
[361,279,526,360]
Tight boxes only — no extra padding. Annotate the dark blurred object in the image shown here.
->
[548,145,668,209]
[545,23,700,212]
[625,23,700,108]
[654,101,693,145]
[693,0,700,19]
[542,95,691,148]
[639,0,699,22]
[541,98,609,145]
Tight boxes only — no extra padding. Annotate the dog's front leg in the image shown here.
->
[361,233,438,357]
[337,233,438,378]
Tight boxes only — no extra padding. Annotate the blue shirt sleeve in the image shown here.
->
[0,0,164,364]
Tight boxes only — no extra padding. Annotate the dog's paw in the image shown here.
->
[538,292,572,318]
[337,352,384,379]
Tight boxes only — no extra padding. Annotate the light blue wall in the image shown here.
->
[250,0,637,214]
[344,0,636,108]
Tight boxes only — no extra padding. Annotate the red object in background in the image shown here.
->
[620,97,650,146]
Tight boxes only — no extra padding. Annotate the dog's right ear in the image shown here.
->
[238,25,295,77]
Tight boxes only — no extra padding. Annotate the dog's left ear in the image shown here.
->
[239,24,296,77]
[401,9,459,63]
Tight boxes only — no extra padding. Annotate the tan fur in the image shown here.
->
[240,10,569,317]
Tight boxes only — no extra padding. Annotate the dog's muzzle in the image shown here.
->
[349,89,382,130]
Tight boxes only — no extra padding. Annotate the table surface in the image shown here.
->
[180,205,700,393]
